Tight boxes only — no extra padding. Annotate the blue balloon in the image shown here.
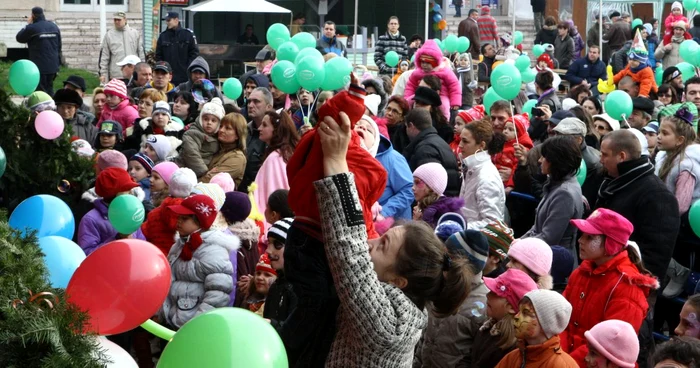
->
[9,195,75,239]
[433,13,443,22]
[433,4,441,11]
[38,236,86,288]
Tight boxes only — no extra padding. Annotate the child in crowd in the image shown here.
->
[675,294,700,338]
[455,53,476,108]
[664,2,689,40]
[162,194,240,329]
[99,78,139,135]
[562,208,658,366]
[264,189,295,226]
[209,172,235,193]
[495,289,578,367]
[149,161,179,208]
[412,162,465,228]
[472,268,539,367]
[452,106,486,160]
[480,221,515,278]
[94,120,124,152]
[643,121,659,157]
[219,191,260,307]
[71,138,95,158]
[78,167,139,255]
[584,320,640,368]
[191,182,227,230]
[242,254,277,316]
[141,134,173,164]
[140,167,197,255]
[525,53,561,96]
[493,114,533,191]
[263,218,297,332]
[180,97,225,178]
[507,238,554,289]
[392,60,410,86]
[612,31,658,98]
[128,152,153,201]
[126,101,183,150]
[405,39,462,120]
[292,88,315,130]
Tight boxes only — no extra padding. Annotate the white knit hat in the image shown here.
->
[363,94,381,116]
[561,98,578,111]
[413,162,448,196]
[199,97,225,125]
[359,115,380,157]
[169,168,197,198]
[524,289,572,339]
[152,100,171,118]
[145,134,172,162]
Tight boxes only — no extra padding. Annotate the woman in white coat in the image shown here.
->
[458,119,506,230]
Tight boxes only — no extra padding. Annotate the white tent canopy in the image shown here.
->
[184,0,292,13]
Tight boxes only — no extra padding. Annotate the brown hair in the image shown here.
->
[557,21,570,30]
[139,88,167,103]
[491,313,518,349]
[687,294,700,312]
[395,222,473,317]
[264,111,300,163]
[568,84,591,102]
[658,115,697,181]
[626,241,654,277]
[544,16,557,27]
[422,75,442,92]
[220,112,248,152]
[465,119,505,155]
[569,105,597,140]
[387,95,410,119]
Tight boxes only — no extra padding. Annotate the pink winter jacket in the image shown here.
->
[98,98,139,136]
[253,150,290,232]
[404,39,462,119]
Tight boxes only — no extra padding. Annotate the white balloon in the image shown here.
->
[95,337,139,368]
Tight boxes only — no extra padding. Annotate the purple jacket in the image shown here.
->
[422,196,465,228]
[78,199,118,256]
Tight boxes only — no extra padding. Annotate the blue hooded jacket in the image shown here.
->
[375,135,414,220]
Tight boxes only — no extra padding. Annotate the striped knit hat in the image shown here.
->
[129,152,154,175]
[457,105,486,124]
[445,230,489,272]
[480,221,514,261]
[104,78,128,100]
[268,218,293,245]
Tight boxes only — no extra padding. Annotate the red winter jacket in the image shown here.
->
[141,196,183,255]
[287,83,388,239]
[492,114,533,188]
[560,250,659,367]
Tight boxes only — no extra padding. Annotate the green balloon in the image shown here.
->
[680,40,698,64]
[270,60,301,94]
[291,32,316,50]
[521,67,537,83]
[513,31,523,46]
[385,51,400,67]
[677,61,697,82]
[696,0,700,12]
[443,34,459,53]
[689,200,700,237]
[433,38,444,52]
[655,67,664,86]
[533,44,545,58]
[0,146,6,179]
[684,0,697,12]
[108,194,145,234]
[159,308,288,368]
[576,159,587,186]
[222,78,242,100]
[296,56,326,91]
[9,60,40,96]
[276,41,299,63]
[515,54,531,72]
[604,90,633,120]
[631,18,643,31]
[457,36,471,53]
[522,99,538,117]
[321,57,353,90]
[490,63,522,100]
[484,87,506,114]
[266,23,290,50]
[294,47,323,66]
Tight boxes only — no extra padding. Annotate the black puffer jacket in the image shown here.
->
[403,127,461,196]
[15,14,61,74]
[155,25,199,85]
[263,272,298,333]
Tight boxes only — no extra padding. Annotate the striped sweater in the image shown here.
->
[374,32,409,75]
[477,15,499,45]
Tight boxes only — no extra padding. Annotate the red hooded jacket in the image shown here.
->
[492,114,533,187]
[560,250,659,367]
[287,82,388,239]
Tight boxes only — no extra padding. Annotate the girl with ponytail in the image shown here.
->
[560,208,659,367]
[314,111,473,367]
[458,118,507,230]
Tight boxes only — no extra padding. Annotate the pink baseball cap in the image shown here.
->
[570,208,634,256]
[484,268,539,310]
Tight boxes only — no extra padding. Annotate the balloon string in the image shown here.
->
[621,114,629,129]
[510,103,519,146]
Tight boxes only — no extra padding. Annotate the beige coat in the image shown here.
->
[99,24,146,80]
[655,39,682,69]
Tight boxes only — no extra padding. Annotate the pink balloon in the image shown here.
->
[35,110,65,140]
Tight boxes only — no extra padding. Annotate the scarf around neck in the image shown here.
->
[597,157,654,200]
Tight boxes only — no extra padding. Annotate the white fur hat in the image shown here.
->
[169,168,197,198]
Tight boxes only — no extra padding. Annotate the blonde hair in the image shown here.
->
[139,88,167,103]
[219,113,248,152]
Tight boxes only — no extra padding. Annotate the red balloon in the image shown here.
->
[66,239,171,335]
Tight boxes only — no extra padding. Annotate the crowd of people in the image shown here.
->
[12,4,700,368]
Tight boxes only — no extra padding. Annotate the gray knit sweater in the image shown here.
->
[315,173,427,367]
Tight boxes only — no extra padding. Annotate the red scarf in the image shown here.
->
[179,232,203,261]
[153,126,165,135]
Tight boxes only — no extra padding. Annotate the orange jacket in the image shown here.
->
[612,65,658,98]
[495,336,579,368]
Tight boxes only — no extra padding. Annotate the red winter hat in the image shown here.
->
[457,105,486,124]
[317,74,367,130]
[104,78,128,100]
[537,54,553,69]
[256,253,277,276]
[95,167,139,200]
[168,194,218,230]
[506,113,531,136]
[570,208,634,256]
[420,54,440,68]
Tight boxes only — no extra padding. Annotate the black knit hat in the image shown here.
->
[220,192,251,224]
[267,218,293,245]
[413,86,442,107]
[53,88,83,107]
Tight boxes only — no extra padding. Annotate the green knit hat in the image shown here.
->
[26,91,53,109]
[479,221,514,261]
[659,102,699,129]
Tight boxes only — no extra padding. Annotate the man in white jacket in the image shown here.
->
[99,12,145,83]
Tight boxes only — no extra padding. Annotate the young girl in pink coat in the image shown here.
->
[404,39,462,119]
[98,79,140,136]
